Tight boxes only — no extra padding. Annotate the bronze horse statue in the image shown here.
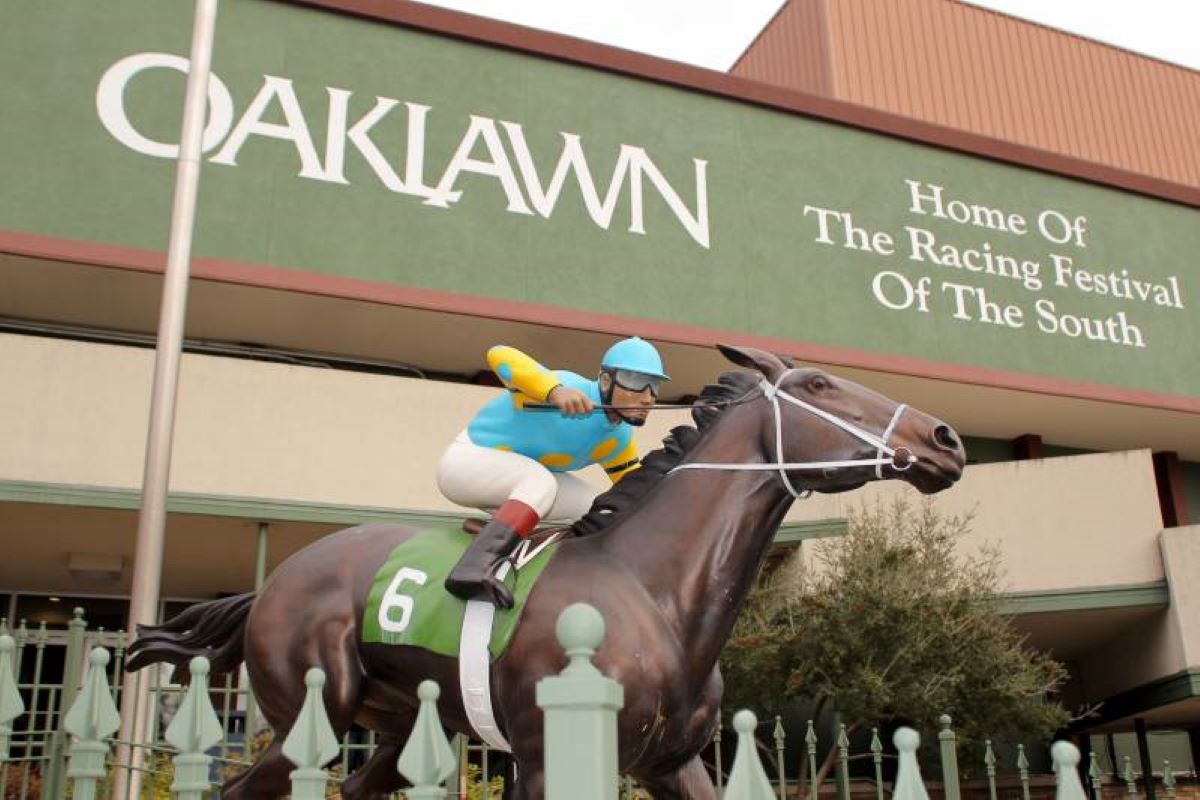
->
[127,345,965,799]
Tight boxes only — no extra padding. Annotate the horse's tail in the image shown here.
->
[124,592,253,675]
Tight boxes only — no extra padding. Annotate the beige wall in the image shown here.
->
[1160,525,1200,670]
[1078,607,1184,701]
[0,333,676,511]
[1074,524,1200,699]
[788,449,1166,593]
[0,334,1167,596]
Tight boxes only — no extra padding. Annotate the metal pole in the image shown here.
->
[254,522,269,589]
[243,522,268,755]
[113,2,220,797]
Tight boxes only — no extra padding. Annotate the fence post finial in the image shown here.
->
[806,719,819,800]
[45,612,87,800]
[1123,755,1137,798]
[938,715,961,800]
[892,728,931,800]
[283,667,342,800]
[985,740,998,800]
[0,635,24,761]
[165,656,224,800]
[1051,741,1088,800]
[871,727,885,800]
[536,603,624,800]
[724,710,777,800]
[63,647,120,800]
[398,680,457,799]
[774,715,787,800]
[836,723,851,800]
[1088,750,1103,800]
[1018,744,1031,800]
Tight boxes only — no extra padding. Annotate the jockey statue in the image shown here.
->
[438,336,669,607]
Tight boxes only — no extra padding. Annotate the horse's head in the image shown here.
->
[718,345,965,494]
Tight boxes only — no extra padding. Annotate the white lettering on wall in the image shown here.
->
[505,128,630,225]
[95,52,712,249]
[801,178,1177,351]
[209,76,327,180]
[96,52,234,158]
[424,115,534,214]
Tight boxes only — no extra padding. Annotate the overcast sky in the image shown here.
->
[964,0,1199,71]
[411,0,1200,73]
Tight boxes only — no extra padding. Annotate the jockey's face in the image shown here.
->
[600,372,655,426]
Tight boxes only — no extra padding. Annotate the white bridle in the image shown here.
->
[670,370,916,499]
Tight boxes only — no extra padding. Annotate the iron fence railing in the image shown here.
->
[1,606,1194,800]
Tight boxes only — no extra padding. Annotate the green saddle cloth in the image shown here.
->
[361,526,559,659]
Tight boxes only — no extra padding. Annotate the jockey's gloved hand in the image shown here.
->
[547,385,594,417]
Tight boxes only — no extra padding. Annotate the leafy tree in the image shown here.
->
[720,499,1068,790]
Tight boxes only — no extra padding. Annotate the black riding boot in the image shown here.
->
[445,519,522,608]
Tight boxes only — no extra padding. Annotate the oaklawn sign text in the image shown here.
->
[2,0,1196,400]
[97,52,710,249]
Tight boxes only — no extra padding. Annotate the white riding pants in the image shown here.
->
[436,431,598,522]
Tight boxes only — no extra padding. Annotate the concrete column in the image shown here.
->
[243,522,269,754]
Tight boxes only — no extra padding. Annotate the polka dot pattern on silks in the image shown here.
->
[590,438,619,461]
[538,452,574,469]
[467,345,639,477]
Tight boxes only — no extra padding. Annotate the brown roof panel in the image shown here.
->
[733,0,1200,188]
[731,0,832,96]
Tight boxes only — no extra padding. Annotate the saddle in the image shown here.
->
[360,523,565,752]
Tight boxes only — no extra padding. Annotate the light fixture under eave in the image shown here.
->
[66,552,124,582]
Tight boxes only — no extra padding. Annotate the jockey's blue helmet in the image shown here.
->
[601,337,670,380]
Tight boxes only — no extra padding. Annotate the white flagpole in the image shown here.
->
[113,1,220,797]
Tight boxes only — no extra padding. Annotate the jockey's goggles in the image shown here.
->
[612,369,663,397]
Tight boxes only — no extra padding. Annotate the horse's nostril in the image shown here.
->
[933,425,959,451]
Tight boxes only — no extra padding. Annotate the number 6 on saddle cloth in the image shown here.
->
[361,525,565,751]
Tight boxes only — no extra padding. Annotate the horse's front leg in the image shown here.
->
[639,756,718,800]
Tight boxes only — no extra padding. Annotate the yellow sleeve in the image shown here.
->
[600,438,641,484]
[486,345,561,402]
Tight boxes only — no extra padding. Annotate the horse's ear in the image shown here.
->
[717,344,787,381]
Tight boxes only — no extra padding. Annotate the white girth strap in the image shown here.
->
[671,371,915,497]
[461,594,513,751]
[459,532,563,752]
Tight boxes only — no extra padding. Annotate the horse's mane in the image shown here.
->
[571,369,760,537]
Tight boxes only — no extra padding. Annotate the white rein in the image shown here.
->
[670,370,916,499]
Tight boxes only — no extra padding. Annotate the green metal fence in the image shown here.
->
[0,605,1193,799]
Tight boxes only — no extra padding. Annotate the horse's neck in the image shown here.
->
[602,402,793,679]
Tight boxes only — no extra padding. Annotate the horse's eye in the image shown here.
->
[809,376,831,392]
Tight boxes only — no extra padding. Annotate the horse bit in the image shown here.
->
[670,369,916,499]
